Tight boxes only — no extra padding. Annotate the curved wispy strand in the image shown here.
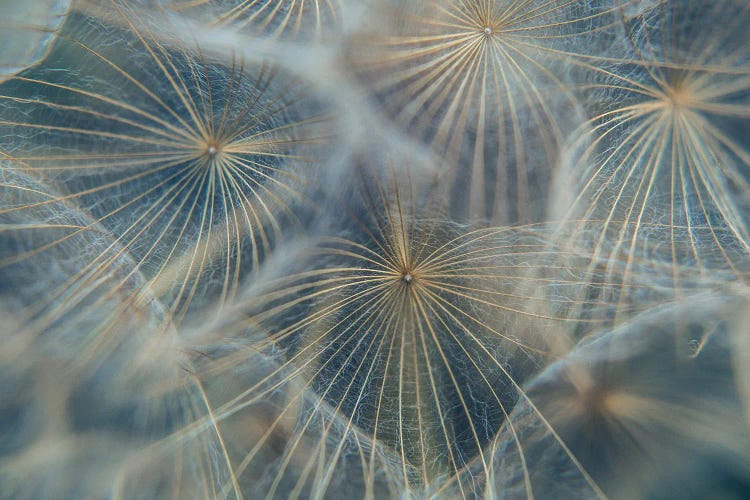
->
[0,0,69,84]
[154,0,343,42]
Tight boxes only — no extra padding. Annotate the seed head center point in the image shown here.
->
[669,91,689,109]
[402,273,413,284]
[484,27,493,36]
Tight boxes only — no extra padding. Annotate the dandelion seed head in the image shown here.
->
[552,0,750,297]
[349,0,593,223]
[201,163,632,495]
[493,294,750,498]
[0,6,333,320]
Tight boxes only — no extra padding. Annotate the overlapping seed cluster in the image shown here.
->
[1,1,749,498]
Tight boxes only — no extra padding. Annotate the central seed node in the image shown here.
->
[483,26,493,36]
[402,273,413,284]
[206,145,218,156]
